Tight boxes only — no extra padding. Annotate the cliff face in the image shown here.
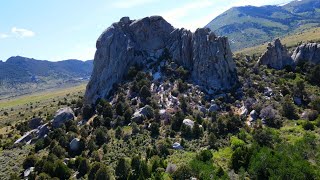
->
[85,16,238,104]
[256,39,294,70]
[292,43,320,65]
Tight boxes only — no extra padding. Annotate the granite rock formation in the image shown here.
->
[292,43,320,65]
[257,39,294,70]
[85,16,238,104]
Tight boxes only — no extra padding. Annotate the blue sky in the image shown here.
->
[0,0,289,61]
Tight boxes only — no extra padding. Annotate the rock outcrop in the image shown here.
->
[85,16,238,104]
[292,43,320,65]
[257,39,294,70]
[52,107,75,128]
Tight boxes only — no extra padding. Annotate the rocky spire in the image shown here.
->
[257,38,294,70]
[84,16,238,104]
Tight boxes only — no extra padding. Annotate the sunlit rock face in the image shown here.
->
[85,16,238,104]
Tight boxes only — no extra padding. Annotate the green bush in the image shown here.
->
[197,149,213,162]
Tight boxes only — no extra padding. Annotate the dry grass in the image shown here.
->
[0,84,86,131]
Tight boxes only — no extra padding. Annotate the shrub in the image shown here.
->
[83,104,94,120]
[231,146,252,172]
[78,158,91,177]
[150,122,160,136]
[140,85,151,99]
[95,165,112,180]
[23,154,38,169]
[197,149,213,162]
[95,127,109,146]
[302,121,315,131]
[172,164,193,180]
[115,158,131,180]
[282,96,298,120]
[54,160,71,180]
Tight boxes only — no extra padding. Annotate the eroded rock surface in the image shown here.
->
[257,39,294,70]
[85,16,238,104]
[292,43,320,65]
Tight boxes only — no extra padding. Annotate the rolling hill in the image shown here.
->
[0,56,93,99]
[206,0,320,51]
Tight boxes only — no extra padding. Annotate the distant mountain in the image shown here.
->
[0,56,93,99]
[206,0,320,51]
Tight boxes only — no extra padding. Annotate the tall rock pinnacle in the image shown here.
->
[85,16,238,104]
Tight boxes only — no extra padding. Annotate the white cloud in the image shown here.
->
[160,0,289,31]
[160,0,217,31]
[113,0,158,9]
[0,33,9,39]
[11,27,35,38]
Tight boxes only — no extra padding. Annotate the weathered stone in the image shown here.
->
[70,138,80,152]
[239,106,248,117]
[294,97,302,106]
[37,123,49,138]
[257,39,294,70]
[52,107,75,128]
[209,104,219,112]
[172,142,183,150]
[28,118,43,129]
[249,110,258,122]
[84,16,238,104]
[24,167,34,178]
[183,119,194,128]
[292,43,320,65]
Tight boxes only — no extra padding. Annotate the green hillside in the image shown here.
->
[206,0,320,51]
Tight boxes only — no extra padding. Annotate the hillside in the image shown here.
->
[205,0,320,51]
[237,26,320,55]
[0,56,93,99]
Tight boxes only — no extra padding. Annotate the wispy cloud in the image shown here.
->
[11,27,35,38]
[0,33,9,39]
[160,0,216,31]
[160,0,289,31]
[112,0,158,9]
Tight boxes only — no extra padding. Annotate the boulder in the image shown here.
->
[292,43,320,65]
[24,167,35,178]
[37,123,49,138]
[183,119,194,128]
[52,107,75,128]
[293,97,302,106]
[208,104,219,113]
[264,87,273,97]
[14,130,36,144]
[84,16,238,104]
[239,106,248,117]
[131,105,154,124]
[249,110,258,122]
[172,142,183,150]
[28,118,43,129]
[257,39,294,70]
[198,105,207,114]
[70,138,80,152]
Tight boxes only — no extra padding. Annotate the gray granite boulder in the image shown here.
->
[70,138,80,152]
[292,43,320,65]
[52,107,75,128]
[257,39,294,70]
[28,118,43,129]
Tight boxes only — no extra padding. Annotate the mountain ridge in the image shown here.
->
[0,56,93,99]
[205,0,320,51]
